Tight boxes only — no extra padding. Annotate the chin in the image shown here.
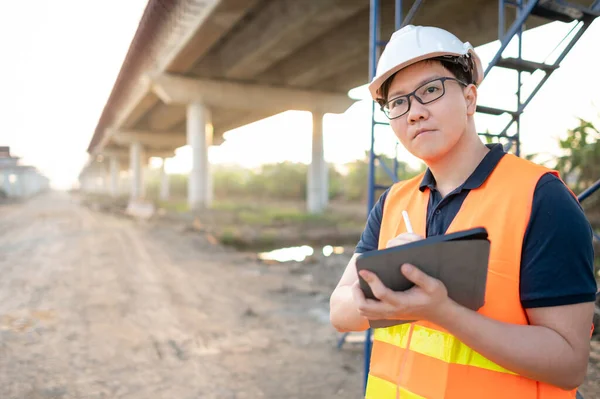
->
[409,141,451,163]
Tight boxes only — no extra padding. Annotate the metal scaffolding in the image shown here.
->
[335,0,600,393]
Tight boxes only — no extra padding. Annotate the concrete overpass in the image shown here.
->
[80,0,581,212]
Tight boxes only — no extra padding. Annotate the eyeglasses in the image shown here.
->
[381,77,468,120]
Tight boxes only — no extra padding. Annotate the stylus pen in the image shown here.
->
[402,210,414,234]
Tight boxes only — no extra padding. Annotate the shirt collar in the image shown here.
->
[419,143,506,192]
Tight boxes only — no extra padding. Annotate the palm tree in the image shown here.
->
[555,118,600,194]
[553,119,600,231]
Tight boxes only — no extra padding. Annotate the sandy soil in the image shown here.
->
[1,191,598,398]
[0,192,363,399]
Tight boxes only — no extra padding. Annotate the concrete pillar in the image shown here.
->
[109,155,120,197]
[97,176,103,193]
[307,111,328,213]
[160,158,170,201]
[129,141,144,201]
[186,103,213,210]
[142,165,149,199]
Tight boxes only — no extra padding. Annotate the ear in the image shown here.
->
[464,84,478,116]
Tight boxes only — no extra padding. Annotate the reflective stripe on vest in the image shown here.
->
[365,154,576,399]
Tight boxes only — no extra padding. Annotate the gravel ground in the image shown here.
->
[0,192,363,399]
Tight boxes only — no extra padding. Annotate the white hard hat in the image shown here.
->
[368,25,484,101]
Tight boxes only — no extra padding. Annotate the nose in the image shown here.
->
[407,97,429,124]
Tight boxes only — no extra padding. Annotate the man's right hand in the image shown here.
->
[330,233,425,332]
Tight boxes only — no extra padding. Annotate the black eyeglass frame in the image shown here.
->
[380,77,469,120]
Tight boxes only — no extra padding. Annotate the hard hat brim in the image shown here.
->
[368,49,484,101]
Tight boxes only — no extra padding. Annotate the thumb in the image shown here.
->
[401,263,438,293]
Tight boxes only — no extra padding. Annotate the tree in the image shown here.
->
[552,118,600,297]
[543,118,600,334]
[343,151,424,202]
[554,118,600,196]
[552,119,600,233]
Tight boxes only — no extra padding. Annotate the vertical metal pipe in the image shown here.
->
[394,0,402,181]
[394,145,399,179]
[395,0,403,30]
[365,1,379,391]
[367,0,379,215]
[499,0,505,40]
[516,0,523,156]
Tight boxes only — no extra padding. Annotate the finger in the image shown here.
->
[357,297,396,319]
[352,281,386,314]
[386,233,424,248]
[353,277,392,318]
[359,270,394,302]
[351,280,366,306]
[401,263,440,294]
[401,232,425,241]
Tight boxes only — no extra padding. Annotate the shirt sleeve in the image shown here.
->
[520,173,598,308]
[355,188,390,254]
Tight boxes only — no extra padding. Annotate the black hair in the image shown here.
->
[377,55,475,108]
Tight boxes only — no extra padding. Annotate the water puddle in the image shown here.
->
[258,244,345,263]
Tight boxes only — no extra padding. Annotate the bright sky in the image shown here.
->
[0,0,147,189]
[1,2,599,189]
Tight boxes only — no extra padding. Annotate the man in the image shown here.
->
[329,25,597,398]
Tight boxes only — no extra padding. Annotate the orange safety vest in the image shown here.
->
[366,153,577,399]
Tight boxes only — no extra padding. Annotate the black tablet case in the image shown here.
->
[355,228,490,329]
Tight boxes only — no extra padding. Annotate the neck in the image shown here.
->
[426,126,489,197]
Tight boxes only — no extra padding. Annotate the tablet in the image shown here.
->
[357,227,488,263]
[355,227,490,327]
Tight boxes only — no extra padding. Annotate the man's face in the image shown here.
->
[385,60,476,163]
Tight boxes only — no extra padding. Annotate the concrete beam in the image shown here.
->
[256,0,520,92]
[189,0,366,80]
[148,150,177,160]
[89,72,153,156]
[213,109,282,139]
[146,103,187,132]
[310,56,368,92]
[100,146,175,160]
[164,0,260,73]
[95,0,259,154]
[111,130,187,149]
[86,0,559,160]
[121,91,161,129]
[94,129,114,157]
[97,148,130,159]
[150,73,353,114]
[254,9,371,88]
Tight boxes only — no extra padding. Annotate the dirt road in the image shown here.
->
[0,192,363,399]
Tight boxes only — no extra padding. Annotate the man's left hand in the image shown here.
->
[352,263,453,324]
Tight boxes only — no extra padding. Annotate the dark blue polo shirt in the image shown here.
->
[355,144,597,308]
